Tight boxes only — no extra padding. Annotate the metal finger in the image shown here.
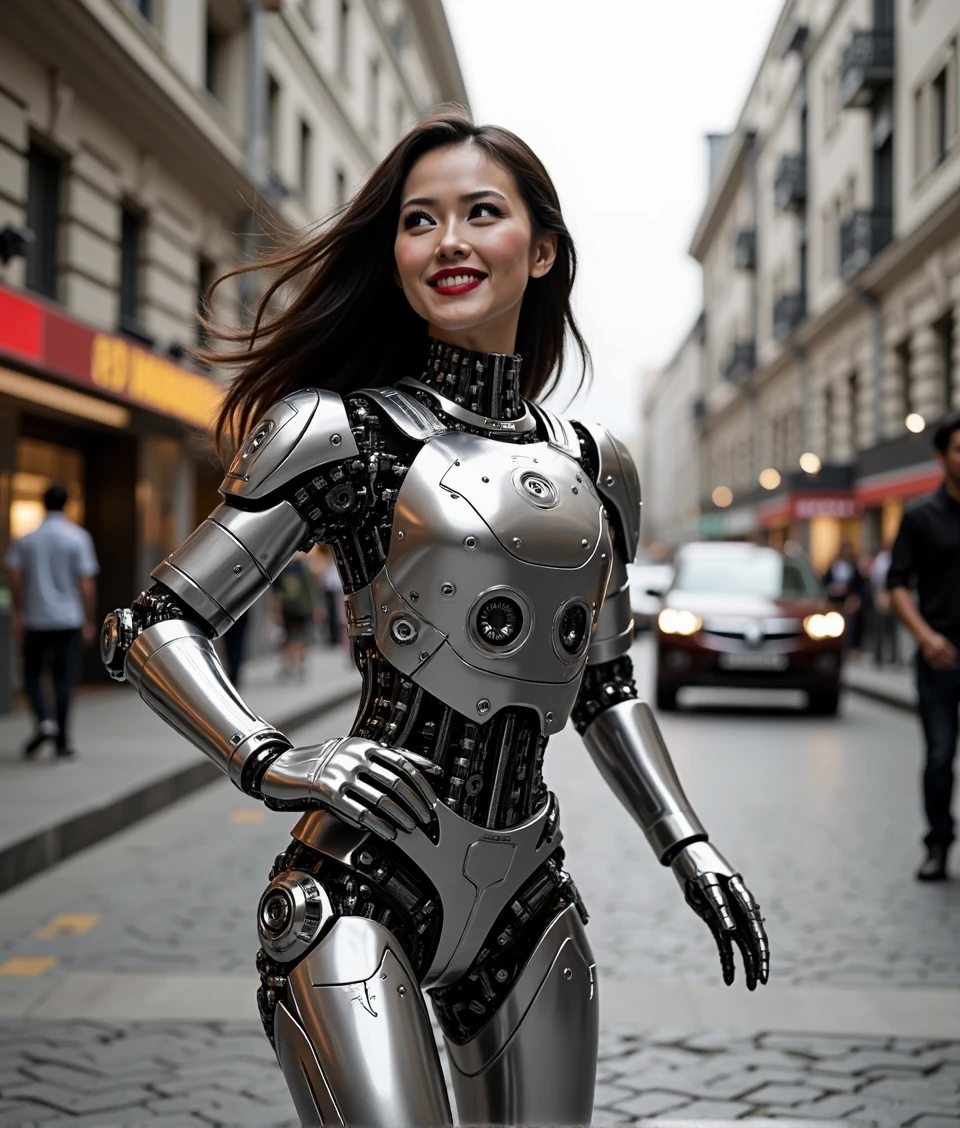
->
[360,763,432,824]
[708,913,736,986]
[391,747,444,775]
[371,749,438,806]
[698,876,736,932]
[728,876,771,984]
[337,795,397,841]
[348,781,417,833]
[730,927,758,991]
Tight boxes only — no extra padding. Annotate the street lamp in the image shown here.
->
[905,413,926,434]
[712,485,733,508]
[799,451,822,474]
[758,467,781,490]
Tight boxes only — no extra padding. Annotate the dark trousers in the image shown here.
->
[23,629,80,749]
[916,654,960,847]
[872,607,900,666]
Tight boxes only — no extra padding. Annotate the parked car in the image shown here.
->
[654,542,844,715]
[627,561,674,632]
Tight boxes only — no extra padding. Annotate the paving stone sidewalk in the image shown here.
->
[0,1020,959,1127]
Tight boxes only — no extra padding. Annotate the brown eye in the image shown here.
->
[470,202,504,219]
[404,210,434,230]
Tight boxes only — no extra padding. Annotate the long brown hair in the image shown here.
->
[207,107,590,449]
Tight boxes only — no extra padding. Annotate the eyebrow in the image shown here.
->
[401,189,508,209]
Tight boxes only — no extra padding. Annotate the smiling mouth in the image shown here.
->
[428,269,487,295]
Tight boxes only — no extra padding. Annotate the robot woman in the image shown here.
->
[101,111,769,1128]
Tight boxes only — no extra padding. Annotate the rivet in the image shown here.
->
[463,536,477,549]
[477,698,490,715]
[495,969,509,983]
[546,711,554,724]
[512,537,522,548]
[233,564,243,574]
[572,486,579,494]
[454,459,460,466]
[482,475,489,483]
[358,851,373,867]
[533,458,539,463]
[419,651,429,661]
[604,473,614,485]
[450,492,459,500]
[441,582,456,597]
[562,967,573,981]
[410,591,419,602]
[331,433,342,446]
[581,538,589,548]
[397,530,405,540]
[576,474,582,483]
[397,985,406,996]
[601,553,607,560]
[380,604,388,613]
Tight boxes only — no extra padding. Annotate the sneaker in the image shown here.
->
[916,844,950,882]
[55,746,76,759]
[22,720,57,759]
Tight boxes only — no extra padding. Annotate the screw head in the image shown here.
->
[440,582,456,597]
[576,474,582,483]
[572,486,579,494]
[397,530,405,540]
[482,475,489,483]
[233,564,243,574]
[581,538,589,548]
[604,473,614,486]
[562,967,573,981]
[410,591,419,602]
[546,711,554,724]
[477,698,491,715]
[397,985,406,996]
[331,433,342,446]
[512,537,523,548]
[419,651,429,661]
[495,968,509,983]
[380,604,388,613]
[391,618,417,644]
[358,851,373,867]
[463,535,477,550]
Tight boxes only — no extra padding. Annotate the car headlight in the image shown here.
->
[803,611,845,640]
[658,608,702,636]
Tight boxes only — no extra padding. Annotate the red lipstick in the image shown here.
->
[428,267,487,296]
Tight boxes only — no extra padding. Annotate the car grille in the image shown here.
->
[701,617,804,642]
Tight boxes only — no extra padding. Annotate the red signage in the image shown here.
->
[0,282,220,429]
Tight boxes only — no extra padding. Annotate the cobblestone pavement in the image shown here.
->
[0,644,958,1125]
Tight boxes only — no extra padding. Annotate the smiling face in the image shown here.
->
[394,142,557,355]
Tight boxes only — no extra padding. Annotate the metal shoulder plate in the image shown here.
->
[529,402,581,458]
[357,387,447,442]
[220,389,359,502]
[575,421,641,563]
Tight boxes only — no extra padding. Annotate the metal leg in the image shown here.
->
[274,916,452,1128]
[441,904,598,1127]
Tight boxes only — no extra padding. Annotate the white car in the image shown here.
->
[626,561,674,632]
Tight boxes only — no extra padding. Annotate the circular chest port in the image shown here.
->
[552,597,592,663]
[467,586,534,659]
[513,468,559,509]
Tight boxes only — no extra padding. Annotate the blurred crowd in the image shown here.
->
[822,540,901,667]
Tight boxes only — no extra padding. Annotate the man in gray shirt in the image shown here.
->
[5,484,100,758]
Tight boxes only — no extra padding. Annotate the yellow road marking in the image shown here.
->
[34,913,102,939]
[0,955,58,977]
[231,809,265,824]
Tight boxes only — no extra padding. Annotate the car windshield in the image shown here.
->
[674,551,820,597]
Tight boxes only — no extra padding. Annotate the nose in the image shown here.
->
[437,217,469,261]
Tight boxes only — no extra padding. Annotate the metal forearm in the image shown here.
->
[581,698,706,862]
[124,619,291,793]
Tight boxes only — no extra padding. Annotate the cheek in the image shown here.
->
[481,225,533,279]
[394,238,428,286]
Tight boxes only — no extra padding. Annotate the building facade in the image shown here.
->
[646,0,960,572]
[0,0,466,707]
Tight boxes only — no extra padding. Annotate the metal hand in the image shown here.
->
[671,841,770,990]
[260,737,441,840]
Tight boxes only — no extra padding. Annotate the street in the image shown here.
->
[0,640,959,1127]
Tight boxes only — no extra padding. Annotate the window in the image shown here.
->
[335,167,347,208]
[205,21,222,98]
[933,67,948,165]
[133,0,153,21]
[119,206,143,331]
[823,67,838,138]
[298,118,312,198]
[913,86,924,177]
[848,371,860,452]
[196,256,215,349]
[338,0,350,76]
[368,57,380,135]
[266,74,280,173]
[823,384,834,461]
[938,311,955,411]
[25,144,62,299]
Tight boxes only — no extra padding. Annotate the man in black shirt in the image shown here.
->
[888,412,960,881]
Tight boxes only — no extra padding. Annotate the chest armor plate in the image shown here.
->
[347,429,613,734]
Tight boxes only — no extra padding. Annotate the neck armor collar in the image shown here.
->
[411,337,524,422]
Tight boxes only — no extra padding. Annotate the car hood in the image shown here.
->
[664,590,822,619]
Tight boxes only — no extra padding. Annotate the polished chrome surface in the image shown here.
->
[396,376,537,434]
[100,608,132,681]
[588,556,635,664]
[579,420,642,562]
[125,620,288,787]
[276,917,452,1128]
[290,792,562,990]
[444,903,598,1127]
[257,870,334,964]
[221,388,359,501]
[357,386,447,442]
[260,737,437,840]
[529,401,581,457]
[348,429,612,732]
[582,698,706,861]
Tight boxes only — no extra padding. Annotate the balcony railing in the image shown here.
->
[722,341,756,385]
[839,30,894,109]
[840,209,893,278]
[773,292,806,341]
[734,228,756,271]
[774,154,806,212]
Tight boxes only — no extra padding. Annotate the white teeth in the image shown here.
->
[434,274,481,288]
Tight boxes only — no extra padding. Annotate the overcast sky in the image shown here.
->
[443,0,782,440]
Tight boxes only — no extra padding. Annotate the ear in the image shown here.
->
[529,233,557,280]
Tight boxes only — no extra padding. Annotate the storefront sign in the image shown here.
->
[0,283,220,430]
[792,495,863,520]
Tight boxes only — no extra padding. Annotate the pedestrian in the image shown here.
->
[823,541,865,657]
[869,540,899,667]
[271,553,316,680]
[888,411,960,881]
[4,483,100,759]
